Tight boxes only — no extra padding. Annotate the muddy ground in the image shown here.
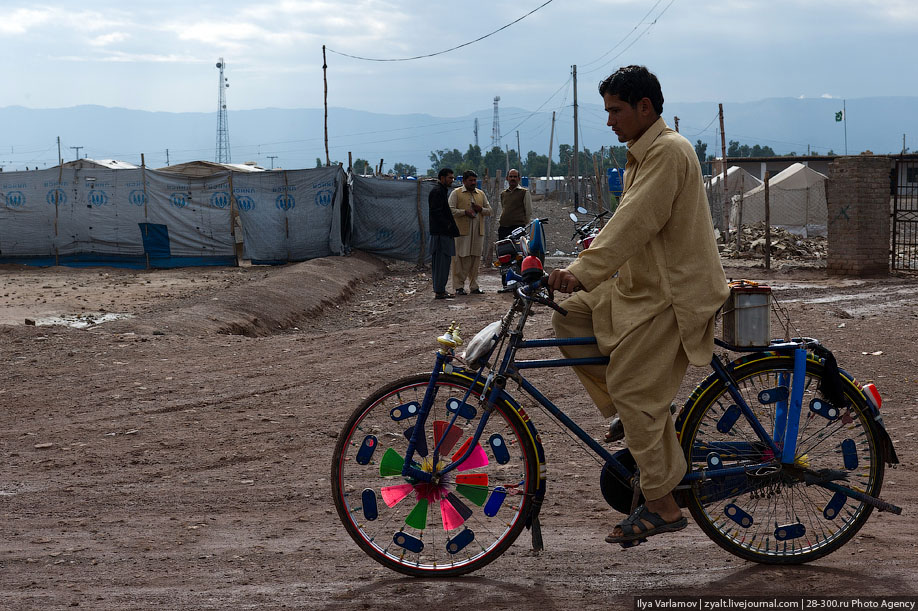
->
[0,244,917,609]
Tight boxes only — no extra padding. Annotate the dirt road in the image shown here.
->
[0,253,916,610]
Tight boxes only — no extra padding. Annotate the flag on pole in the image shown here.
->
[835,110,844,122]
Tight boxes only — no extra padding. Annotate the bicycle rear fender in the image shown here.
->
[675,352,899,466]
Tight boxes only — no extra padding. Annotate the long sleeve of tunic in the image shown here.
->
[566,118,729,366]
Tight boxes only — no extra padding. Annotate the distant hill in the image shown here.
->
[1,97,914,174]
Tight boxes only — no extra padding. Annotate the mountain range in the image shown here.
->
[1,96,914,175]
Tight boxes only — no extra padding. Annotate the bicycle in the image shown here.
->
[331,262,901,577]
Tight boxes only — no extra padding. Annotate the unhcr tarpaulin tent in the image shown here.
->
[0,164,348,267]
[735,163,828,236]
[349,176,435,263]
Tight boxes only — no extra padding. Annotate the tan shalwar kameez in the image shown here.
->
[551,117,729,500]
[448,186,492,292]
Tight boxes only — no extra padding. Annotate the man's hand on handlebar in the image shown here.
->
[547,269,582,300]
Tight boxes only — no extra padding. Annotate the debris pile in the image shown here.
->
[718,223,827,260]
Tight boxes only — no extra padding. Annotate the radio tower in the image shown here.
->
[215,58,231,163]
[490,96,501,149]
[473,118,479,148]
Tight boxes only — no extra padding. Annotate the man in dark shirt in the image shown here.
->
[428,168,459,299]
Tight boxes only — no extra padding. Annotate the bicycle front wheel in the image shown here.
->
[332,373,539,577]
[680,354,884,564]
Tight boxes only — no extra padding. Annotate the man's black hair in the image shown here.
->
[438,167,454,179]
[598,65,664,116]
[462,170,478,180]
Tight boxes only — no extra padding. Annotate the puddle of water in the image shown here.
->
[34,312,134,328]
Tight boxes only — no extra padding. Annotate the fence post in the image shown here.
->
[764,171,771,270]
[415,179,426,268]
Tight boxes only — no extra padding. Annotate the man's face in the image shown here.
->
[603,93,653,143]
[463,176,477,190]
[507,171,520,188]
[439,172,454,187]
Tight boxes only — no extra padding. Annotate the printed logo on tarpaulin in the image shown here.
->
[276,193,295,210]
[129,190,146,206]
[236,195,255,211]
[170,192,189,208]
[5,191,26,207]
[315,189,333,207]
[46,189,67,206]
[375,228,394,244]
[88,190,109,206]
[211,191,230,209]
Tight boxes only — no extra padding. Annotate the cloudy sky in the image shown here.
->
[2,0,917,118]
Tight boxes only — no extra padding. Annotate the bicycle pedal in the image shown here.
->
[619,538,647,549]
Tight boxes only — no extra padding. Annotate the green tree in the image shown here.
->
[353,158,372,175]
[482,146,507,177]
[526,151,549,177]
[463,145,483,174]
[694,140,708,167]
[391,162,417,177]
[315,157,323,168]
[429,148,464,172]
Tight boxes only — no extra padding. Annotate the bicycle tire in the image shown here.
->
[679,354,884,564]
[332,372,539,577]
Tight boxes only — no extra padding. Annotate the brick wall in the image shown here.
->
[826,156,892,276]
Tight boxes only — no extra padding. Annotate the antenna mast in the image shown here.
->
[491,96,501,149]
[474,118,479,148]
[215,58,231,163]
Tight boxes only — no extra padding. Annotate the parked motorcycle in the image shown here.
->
[494,218,548,292]
[569,205,609,250]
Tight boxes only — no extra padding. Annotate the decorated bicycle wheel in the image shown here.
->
[332,373,538,577]
[680,354,885,564]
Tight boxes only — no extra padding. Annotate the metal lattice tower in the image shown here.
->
[215,58,231,163]
[490,96,501,149]
[474,118,479,148]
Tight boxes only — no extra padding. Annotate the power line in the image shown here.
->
[579,0,678,77]
[326,0,555,62]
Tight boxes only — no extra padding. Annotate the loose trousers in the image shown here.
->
[452,255,481,292]
[429,235,455,294]
[551,297,688,500]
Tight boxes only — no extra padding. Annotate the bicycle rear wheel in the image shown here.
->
[680,354,884,564]
[332,373,538,577]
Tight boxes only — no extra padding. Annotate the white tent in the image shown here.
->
[709,166,762,198]
[734,163,828,236]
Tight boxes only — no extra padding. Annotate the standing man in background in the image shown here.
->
[498,168,532,240]
[428,167,459,300]
[448,170,492,295]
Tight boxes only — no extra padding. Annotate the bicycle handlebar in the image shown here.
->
[517,275,568,316]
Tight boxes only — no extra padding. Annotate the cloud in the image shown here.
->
[0,8,53,34]
[89,32,130,47]
[821,93,837,99]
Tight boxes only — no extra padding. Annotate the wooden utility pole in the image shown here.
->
[348,151,352,172]
[323,45,330,166]
[572,65,580,207]
[764,171,771,270]
[674,116,680,133]
[547,111,556,180]
[516,130,521,171]
[718,104,729,233]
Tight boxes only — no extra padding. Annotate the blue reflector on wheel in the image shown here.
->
[841,439,858,469]
[724,503,753,528]
[824,491,847,519]
[758,386,789,404]
[393,531,424,553]
[362,488,378,521]
[356,435,378,465]
[390,402,420,421]
[774,523,806,541]
[809,398,840,420]
[446,397,477,420]
[484,487,507,517]
[716,405,742,433]
[489,434,510,464]
[706,452,723,469]
[446,529,475,554]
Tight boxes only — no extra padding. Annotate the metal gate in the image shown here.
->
[892,155,918,270]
